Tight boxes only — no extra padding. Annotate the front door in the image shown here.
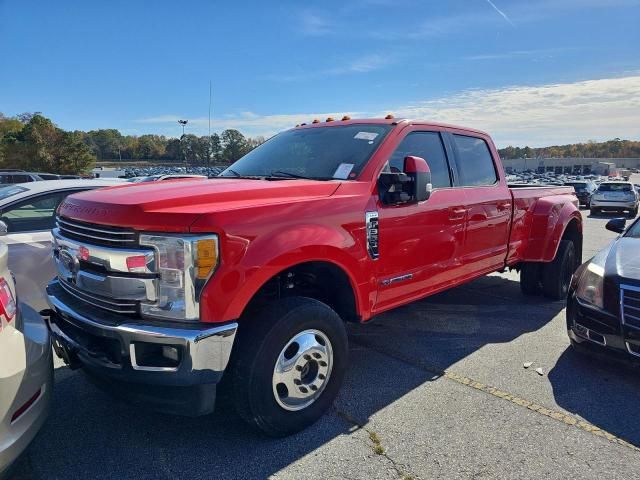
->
[373,130,466,313]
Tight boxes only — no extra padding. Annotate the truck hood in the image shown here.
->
[59,178,341,232]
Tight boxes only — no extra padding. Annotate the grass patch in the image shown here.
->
[368,431,385,455]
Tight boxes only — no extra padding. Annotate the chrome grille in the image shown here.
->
[621,284,640,330]
[56,216,137,247]
[59,278,139,315]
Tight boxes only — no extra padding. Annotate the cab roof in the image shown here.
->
[293,117,490,137]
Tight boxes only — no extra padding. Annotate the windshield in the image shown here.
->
[598,183,632,192]
[221,124,393,180]
[0,185,28,201]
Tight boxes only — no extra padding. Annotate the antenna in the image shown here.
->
[208,80,212,168]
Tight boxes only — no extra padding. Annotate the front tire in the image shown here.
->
[590,207,599,216]
[230,297,348,437]
[541,240,576,300]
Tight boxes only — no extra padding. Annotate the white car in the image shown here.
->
[590,181,639,217]
[0,179,124,312]
[0,241,53,478]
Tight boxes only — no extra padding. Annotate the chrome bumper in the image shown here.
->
[45,280,237,386]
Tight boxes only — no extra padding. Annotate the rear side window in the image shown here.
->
[388,132,451,188]
[452,135,498,186]
[10,174,31,183]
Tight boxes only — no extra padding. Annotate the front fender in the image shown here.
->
[522,195,582,262]
[199,223,372,323]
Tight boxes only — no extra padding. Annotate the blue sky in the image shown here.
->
[1,0,639,146]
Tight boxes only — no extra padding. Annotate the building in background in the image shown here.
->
[501,157,640,175]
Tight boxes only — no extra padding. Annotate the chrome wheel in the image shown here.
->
[272,329,333,411]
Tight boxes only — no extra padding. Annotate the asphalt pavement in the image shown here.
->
[11,183,640,479]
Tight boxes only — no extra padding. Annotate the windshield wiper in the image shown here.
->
[268,170,333,181]
[218,169,263,180]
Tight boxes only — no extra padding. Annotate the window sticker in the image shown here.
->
[333,163,355,179]
[354,131,379,141]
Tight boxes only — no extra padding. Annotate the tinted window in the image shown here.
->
[11,174,32,183]
[387,132,451,188]
[453,135,498,186]
[1,191,76,232]
[598,183,632,192]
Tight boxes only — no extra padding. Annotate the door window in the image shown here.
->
[452,135,498,186]
[387,132,452,188]
[1,190,80,233]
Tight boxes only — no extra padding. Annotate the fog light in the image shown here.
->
[162,346,179,362]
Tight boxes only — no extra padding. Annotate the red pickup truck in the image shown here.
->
[44,117,582,436]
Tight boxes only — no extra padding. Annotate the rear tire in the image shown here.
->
[630,208,638,218]
[230,297,348,437]
[590,207,599,216]
[520,263,541,295]
[542,240,576,300]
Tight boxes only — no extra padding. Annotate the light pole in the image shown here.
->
[178,120,188,168]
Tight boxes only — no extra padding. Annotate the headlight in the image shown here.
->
[139,234,219,321]
[575,247,608,309]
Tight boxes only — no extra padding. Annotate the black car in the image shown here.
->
[564,180,597,207]
[567,216,640,363]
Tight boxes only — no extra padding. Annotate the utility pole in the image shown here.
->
[208,81,212,169]
[178,120,188,169]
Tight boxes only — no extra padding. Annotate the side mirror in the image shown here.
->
[606,218,626,234]
[404,156,432,202]
[0,220,7,236]
[378,156,432,206]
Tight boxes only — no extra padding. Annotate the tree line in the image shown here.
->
[0,112,266,174]
[498,139,640,160]
[2,112,639,174]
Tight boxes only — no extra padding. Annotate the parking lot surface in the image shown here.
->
[12,193,640,479]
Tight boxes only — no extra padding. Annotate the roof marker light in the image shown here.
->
[326,117,334,122]
[312,119,320,124]
[385,114,395,119]
[341,115,351,121]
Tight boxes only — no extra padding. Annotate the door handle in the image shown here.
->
[497,202,512,211]
[448,207,467,220]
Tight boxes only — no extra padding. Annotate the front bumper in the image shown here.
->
[566,292,640,367]
[44,279,237,416]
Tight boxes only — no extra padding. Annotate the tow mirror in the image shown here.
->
[378,156,432,206]
[0,221,7,236]
[606,218,626,234]
[404,156,432,202]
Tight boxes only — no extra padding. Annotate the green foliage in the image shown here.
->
[0,114,95,174]
[499,139,640,159]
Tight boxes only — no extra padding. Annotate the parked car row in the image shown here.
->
[0,170,82,184]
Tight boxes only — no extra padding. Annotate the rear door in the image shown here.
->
[447,132,512,278]
[0,189,88,310]
[374,128,467,311]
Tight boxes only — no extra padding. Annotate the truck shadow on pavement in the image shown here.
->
[18,275,571,479]
[548,348,640,446]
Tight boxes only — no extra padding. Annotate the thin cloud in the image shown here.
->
[266,54,392,82]
[484,0,515,27]
[297,10,333,36]
[137,75,640,146]
[464,47,576,61]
